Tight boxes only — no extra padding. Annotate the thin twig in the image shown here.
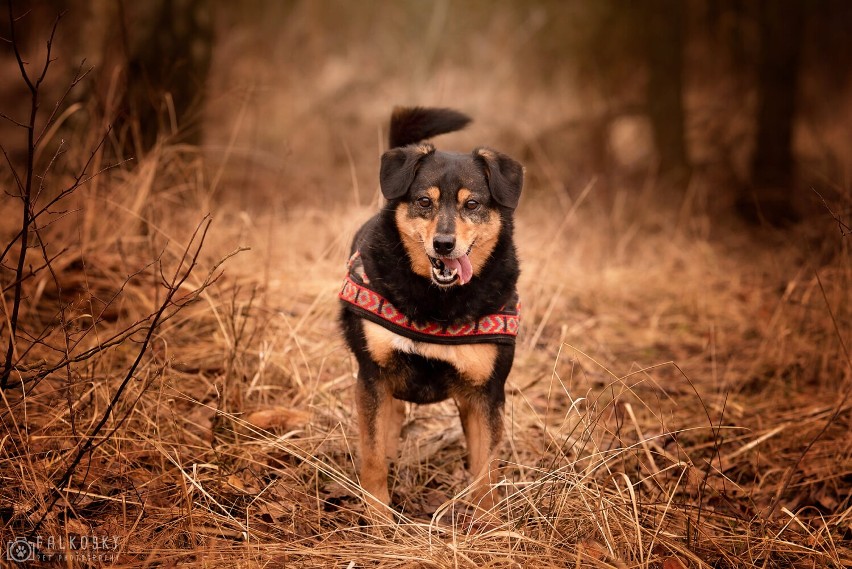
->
[1,246,68,293]
[764,269,852,519]
[1,1,59,388]
[813,188,851,237]
[0,130,118,266]
[28,217,215,537]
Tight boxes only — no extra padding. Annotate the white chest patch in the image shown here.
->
[361,320,498,386]
[388,334,418,354]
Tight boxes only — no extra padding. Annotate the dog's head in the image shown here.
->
[380,143,523,288]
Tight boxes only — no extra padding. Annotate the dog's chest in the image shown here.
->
[361,320,496,385]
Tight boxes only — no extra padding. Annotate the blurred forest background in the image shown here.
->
[1,1,851,567]
[2,0,851,223]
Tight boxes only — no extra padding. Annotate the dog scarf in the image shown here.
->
[339,251,520,345]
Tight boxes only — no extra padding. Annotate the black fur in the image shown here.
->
[349,207,518,324]
[340,106,523,508]
[388,106,471,148]
[379,145,434,201]
[474,148,525,209]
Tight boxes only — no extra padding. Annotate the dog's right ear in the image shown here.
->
[379,143,435,200]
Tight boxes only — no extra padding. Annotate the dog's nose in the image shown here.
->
[433,234,456,256]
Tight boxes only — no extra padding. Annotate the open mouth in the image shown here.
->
[428,246,474,287]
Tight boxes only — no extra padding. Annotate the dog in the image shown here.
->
[339,106,523,513]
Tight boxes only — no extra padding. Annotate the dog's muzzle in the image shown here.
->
[427,245,473,287]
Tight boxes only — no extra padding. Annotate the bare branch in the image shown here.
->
[0,130,119,266]
[2,247,68,293]
[33,10,65,90]
[32,139,66,204]
[0,141,24,195]
[813,188,851,237]
[35,60,93,147]
[1,5,78,389]
[8,1,35,92]
[0,111,29,129]
[28,217,220,536]
[7,253,164,380]
[29,210,77,436]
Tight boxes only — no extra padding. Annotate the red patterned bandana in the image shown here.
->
[339,252,520,345]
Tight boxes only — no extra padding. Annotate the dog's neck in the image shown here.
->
[353,206,519,324]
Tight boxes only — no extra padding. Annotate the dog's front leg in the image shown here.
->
[455,394,503,510]
[385,398,406,460]
[355,377,395,511]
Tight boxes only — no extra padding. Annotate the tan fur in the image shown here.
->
[395,205,436,279]
[363,320,397,364]
[355,380,394,509]
[395,186,502,279]
[455,397,499,509]
[459,209,501,274]
[476,148,496,160]
[425,186,440,201]
[385,399,406,460]
[362,320,497,385]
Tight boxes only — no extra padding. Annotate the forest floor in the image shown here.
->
[1,140,850,567]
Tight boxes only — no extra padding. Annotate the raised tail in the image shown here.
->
[388,106,472,148]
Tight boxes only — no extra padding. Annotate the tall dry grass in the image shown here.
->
[2,2,851,567]
[1,133,849,566]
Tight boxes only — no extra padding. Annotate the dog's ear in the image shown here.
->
[474,147,524,209]
[380,143,435,200]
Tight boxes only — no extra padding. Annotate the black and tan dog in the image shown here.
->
[339,107,523,512]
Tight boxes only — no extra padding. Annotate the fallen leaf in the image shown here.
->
[663,556,688,569]
[226,474,246,492]
[64,517,90,535]
[245,406,311,430]
[577,539,608,561]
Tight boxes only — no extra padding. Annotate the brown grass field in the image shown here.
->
[1,3,851,567]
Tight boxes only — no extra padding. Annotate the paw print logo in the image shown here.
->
[6,538,34,563]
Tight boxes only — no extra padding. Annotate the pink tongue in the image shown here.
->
[441,255,473,285]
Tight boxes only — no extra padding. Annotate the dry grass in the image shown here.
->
[1,139,850,567]
[2,3,852,567]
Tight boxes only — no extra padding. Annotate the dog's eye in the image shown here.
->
[464,200,480,211]
[417,197,432,208]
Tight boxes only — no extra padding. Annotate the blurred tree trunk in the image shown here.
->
[116,0,213,156]
[739,0,805,225]
[643,0,690,183]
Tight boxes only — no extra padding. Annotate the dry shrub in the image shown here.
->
[2,140,849,566]
[1,4,851,568]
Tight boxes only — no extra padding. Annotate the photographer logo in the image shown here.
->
[6,537,34,563]
[6,535,119,563]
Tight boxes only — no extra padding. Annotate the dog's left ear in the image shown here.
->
[380,143,435,200]
[474,147,524,209]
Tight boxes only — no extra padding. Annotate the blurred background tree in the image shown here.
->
[642,0,689,184]
[1,0,213,158]
[111,0,214,154]
[742,0,805,226]
[2,0,850,227]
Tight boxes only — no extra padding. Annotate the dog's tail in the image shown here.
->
[389,106,471,149]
